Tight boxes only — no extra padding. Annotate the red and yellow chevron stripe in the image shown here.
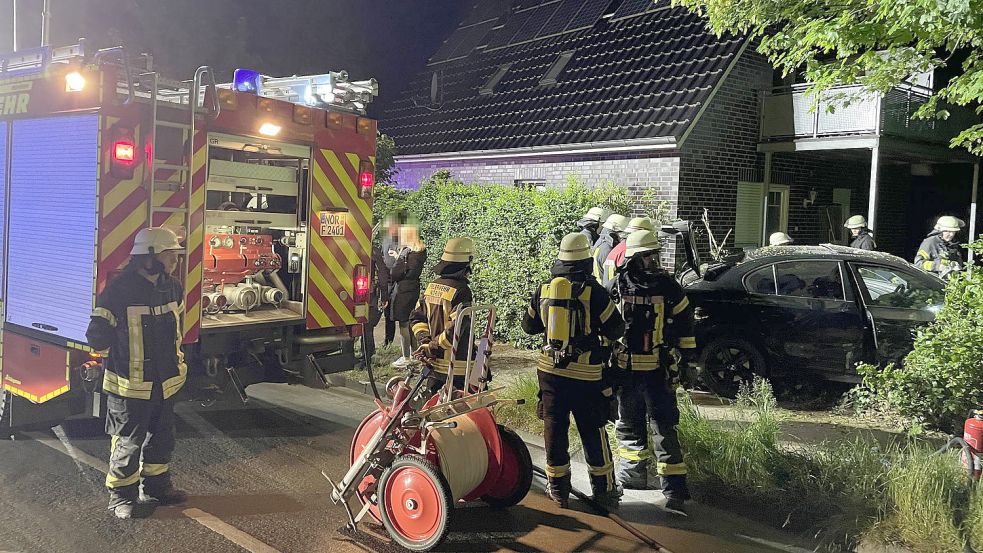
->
[97,114,148,293]
[182,131,207,344]
[307,148,373,329]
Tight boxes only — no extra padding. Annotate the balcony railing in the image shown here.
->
[759,84,978,144]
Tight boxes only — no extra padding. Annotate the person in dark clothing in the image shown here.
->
[85,227,188,520]
[592,214,629,280]
[914,215,965,280]
[522,232,626,509]
[381,215,403,345]
[612,230,696,514]
[390,227,427,362]
[410,237,475,394]
[576,206,612,246]
[363,244,391,363]
[844,215,877,250]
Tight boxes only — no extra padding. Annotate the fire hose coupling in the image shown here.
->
[224,283,261,311]
[203,292,228,314]
[260,286,284,305]
[77,360,103,382]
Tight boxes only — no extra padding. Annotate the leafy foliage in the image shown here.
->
[673,0,983,154]
[856,242,983,432]
[372,173,651,345]
[374,133,398,186]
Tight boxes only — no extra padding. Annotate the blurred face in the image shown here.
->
[157,250,180,275]
[398,224,421,248]
[640,251,661,270]
[851,227,861,237]
[942,230,957,242]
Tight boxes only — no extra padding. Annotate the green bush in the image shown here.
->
[372,172,669,346]
[857,242,983,432]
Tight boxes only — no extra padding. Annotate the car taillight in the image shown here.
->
[354,264,370,303]
[358,160,374,199]
[110,127,137,179]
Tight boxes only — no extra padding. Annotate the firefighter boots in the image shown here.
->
[546,475,571,508]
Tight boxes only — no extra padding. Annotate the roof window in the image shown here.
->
[539,50,575,86]
[479,63,512,96]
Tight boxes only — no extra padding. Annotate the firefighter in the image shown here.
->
[768,232,794,246]
[410,237,475,394]
[914,216,965,279]
[612,230,696,514]
[844,215,877,250]
[601,216,655,292]
[592,213,629,279]
[577,206,613,245]
[85,227,188,519]
[522,233,625,508]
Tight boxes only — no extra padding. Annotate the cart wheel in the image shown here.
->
[481,425,533,508]
[378,454,452,552]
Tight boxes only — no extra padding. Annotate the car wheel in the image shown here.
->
[699,337,767,399]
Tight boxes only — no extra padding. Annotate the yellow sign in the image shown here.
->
[0,80,33,115]
[318,211,347,237]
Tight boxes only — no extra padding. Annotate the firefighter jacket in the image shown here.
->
[591,229,620,281]
[914,232,963,275]
[577,220,600,246]
[615,259,696,371]
[849,230,877,251]
[410,266,473,375]
[522,260,625,381]
[86,268,187,400]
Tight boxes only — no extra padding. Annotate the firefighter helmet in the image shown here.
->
[844,215,867,229]
[584,206,613,223]
[769,232,793,246]
[131,227,182,255]
[441,237,474,262]
[601,214,629,232]
[935,216,965,233]
[625,230,662,258]
[558,233,592,261]
[626,217,655,233]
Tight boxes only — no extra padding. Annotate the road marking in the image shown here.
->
[23,430,107,473]
[182,508,283,553]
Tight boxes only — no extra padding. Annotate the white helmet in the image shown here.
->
[584,206,613,223]
[769,232,793,246]
[843,215,867,229]
[131,227,183,255]
[602,214,629,232]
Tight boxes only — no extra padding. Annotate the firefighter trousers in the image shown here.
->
[105,388,176,506]
[536,371,615,493]
[615,368,689,500]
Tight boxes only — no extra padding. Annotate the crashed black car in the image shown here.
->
[667,230,945,397]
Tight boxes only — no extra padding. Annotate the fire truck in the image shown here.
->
[0,40,379,428]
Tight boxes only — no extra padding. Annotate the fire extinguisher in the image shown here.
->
[964,410,983,481]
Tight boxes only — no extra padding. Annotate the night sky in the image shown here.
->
[0,0,468,115]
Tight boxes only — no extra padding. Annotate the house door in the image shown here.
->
[736,182,790,248]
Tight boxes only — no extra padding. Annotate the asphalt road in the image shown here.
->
[0,384,825,553]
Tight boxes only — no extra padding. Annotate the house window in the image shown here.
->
[735,182,789,248]
[514,179,546,192]
[540,51,575,86]
[480,63,512,96]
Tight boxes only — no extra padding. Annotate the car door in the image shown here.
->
[745,260,866,376]
[847,263,945,365]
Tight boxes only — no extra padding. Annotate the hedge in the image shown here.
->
[372,172,666,346]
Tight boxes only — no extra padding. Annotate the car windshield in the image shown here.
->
[854,264,945,310]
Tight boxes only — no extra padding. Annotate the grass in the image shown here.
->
[497,374,983,553]
[344,341,404,383]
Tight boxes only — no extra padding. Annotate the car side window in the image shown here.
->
[854,264,945,309]
[745,265,777,295]
[774,261,844,300]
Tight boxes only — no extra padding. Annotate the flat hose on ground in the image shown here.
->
[531,465,675,553]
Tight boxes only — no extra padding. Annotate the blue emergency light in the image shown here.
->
[233,68,263,94]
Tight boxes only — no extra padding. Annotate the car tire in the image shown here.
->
[699,337,767,399]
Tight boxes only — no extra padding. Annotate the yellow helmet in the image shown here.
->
[935,216,965,232]
[602,214,629,232]
[626,217,655,233]
[843,215,867,229]
[558,233,592,261]
[584,206,613,223]
[625,230,662,258]
[441,237,474,262]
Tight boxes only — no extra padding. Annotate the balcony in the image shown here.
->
[759,84,979,145]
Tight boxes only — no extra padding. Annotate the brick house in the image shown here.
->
[382,0,981,262]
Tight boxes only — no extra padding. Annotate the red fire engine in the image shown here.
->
[0,41,378,428]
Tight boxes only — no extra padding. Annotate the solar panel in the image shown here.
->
[536,0,584,38]
[459,0,510,27]
[450,20,497,58]
[565,0,614,32]
[611,0,660,19]
[484,9,533,49]
[509,2,559,45]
